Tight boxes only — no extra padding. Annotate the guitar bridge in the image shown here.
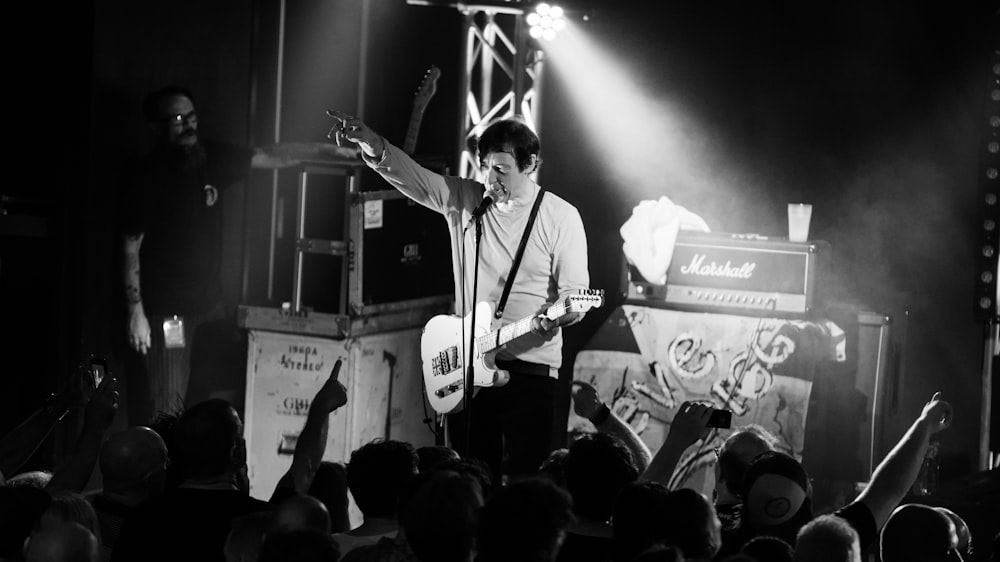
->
[435,379,464,398]
[431,346,461,377]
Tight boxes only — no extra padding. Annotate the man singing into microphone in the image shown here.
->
[327,111,590,482]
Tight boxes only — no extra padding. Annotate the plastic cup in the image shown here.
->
[788,204,812,242]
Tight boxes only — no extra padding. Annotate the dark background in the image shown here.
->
[1,0,996,492]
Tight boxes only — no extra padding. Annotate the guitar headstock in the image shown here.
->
[414,66,441,107]
[564,289,605,314]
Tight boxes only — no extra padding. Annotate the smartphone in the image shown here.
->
[89,357,107,387]
[707,408,732,429]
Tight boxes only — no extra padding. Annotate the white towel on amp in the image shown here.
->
[619,196,711,286]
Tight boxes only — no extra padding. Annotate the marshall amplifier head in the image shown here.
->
[624,232,829,316]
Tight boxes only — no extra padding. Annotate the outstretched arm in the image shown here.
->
[640,401,712,487]
[571,381,652,473]
[271,360,348,500]
[854,392,953,531]
[46,372,119,492]
[0,366,92,477]
[251,142,360,169]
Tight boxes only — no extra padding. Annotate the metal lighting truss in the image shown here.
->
[455,4,544,178]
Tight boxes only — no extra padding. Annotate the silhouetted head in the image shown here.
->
[660,488,722,560]
[793,514,860,562]
[400,469,484,562]
[477,476,575,562]
[308,461,350,533]
[172,399,245,483]
[881,504,967,562]
[564,433,639,523]
[99,426,169,500]
[24,522,99,562]
[611,480,672,562]
[0,486,51,558]
[346,439,418,519]
[537,448,570,488]
[270,494,331,536]
[416,445,460,473]
[37,491,100,538]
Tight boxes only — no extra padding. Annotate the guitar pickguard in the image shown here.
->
[431,345,461,377]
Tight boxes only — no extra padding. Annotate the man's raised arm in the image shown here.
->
[854,392,953,531]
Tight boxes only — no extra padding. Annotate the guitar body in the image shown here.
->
[421,301,509,415]
[420,290,605,415]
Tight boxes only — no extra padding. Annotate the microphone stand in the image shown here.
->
[459,214,484,458]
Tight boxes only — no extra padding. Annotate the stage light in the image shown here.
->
[972,47,1000,322]
[528,2,566,41]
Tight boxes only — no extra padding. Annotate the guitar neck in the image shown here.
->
[476,300,575,354]
[403,115,423,155]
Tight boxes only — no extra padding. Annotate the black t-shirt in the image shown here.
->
[833,500,878,551]
[122,140,251,316]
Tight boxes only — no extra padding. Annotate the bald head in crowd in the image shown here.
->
[99,426,169,504]
[24,522,99,562]
[881,504,969,562]
[270,494,331,536]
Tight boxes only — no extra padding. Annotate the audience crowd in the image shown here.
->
[0,359,994,562]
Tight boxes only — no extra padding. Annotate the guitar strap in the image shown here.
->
[494,187,546,320]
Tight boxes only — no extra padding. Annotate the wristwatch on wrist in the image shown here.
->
[589,403,612,426]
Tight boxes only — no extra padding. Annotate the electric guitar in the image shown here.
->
[421,289,605,414]
[403,65,440,155]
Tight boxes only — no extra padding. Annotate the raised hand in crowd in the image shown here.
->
[855,391,953,532]
[47,369,119,493]
[641,401,714,486]
[273,359,349,499]
[0,361,98,481]
[571,380,652,473]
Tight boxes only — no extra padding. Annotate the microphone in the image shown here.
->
[466,190,496,228]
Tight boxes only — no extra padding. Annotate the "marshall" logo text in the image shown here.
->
[679,254,756,279]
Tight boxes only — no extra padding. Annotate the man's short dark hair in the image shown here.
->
[172,398,242,480]
[400,469,483,562]
[564,432,639,521]
[612,480,672,562]
[345,439,418,518]
[661,488,722,560]
[143,85,194,123]
[477,476,575,562]
[793,514,857,562]
[477,117,541,171]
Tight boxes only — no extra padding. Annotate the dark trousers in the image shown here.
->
[125,304,237,425]
[447,366,557,484]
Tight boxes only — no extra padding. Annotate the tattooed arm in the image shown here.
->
[124,233,151,355]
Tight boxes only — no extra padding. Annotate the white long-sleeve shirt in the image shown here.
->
[364,141,590,372]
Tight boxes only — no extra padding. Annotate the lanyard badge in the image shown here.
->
[163,316,186,349]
